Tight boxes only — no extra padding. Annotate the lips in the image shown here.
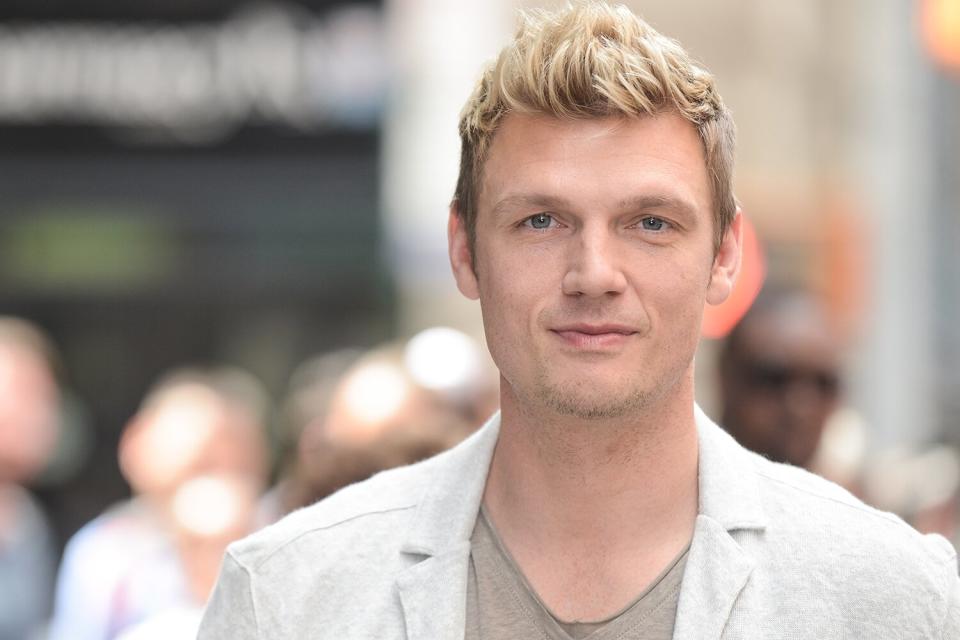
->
[553,323,637,335]
[550,323,639,350]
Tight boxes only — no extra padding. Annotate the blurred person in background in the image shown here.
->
[265,348,363,518]
[719,287,960,537]
[861,446,960,548]
[270,328,494,517]
[717,287,843,469]
[48,367,270,640]
[0,317,62,640]
[201,3,959,638]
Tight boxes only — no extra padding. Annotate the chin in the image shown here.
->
[535,376,660,421]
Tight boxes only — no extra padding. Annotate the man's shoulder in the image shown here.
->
[226,414,500,579]
[199,421,498,638]
[701,413,954,572]
[227,455,438,573]
[748,452,956,578]
[722,454,959,634]
[223,416,498,595]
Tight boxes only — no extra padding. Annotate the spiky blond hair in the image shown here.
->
[455,2,736,254]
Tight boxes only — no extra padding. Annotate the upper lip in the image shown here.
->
[552,323,638,335]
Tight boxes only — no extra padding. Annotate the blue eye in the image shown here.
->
[640,217,667,231]
[527,213,554,229]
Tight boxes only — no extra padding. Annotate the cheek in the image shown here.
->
[649,257,709,315]
[477,242,558,313]
[639,256,712,355]
[478,273,535,345]
[475,250,557,366]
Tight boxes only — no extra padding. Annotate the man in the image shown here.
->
[718,287,843,469]
[50,366,270,640]
[199,3,960,638]
[270,340,478,515]
[0,317,60,640]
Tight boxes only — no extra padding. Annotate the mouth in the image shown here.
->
[550,323,638,350]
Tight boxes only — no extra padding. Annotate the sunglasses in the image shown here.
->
[742,361,841,399]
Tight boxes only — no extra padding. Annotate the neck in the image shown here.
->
[484,376,700,550]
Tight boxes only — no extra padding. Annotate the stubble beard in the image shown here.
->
[520,351,695,422]
[530,369,659,420]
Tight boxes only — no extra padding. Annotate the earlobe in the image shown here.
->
[706,208,743,306]
[448,203,480,300]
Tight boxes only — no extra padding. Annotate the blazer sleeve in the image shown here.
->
[937,540,960,640]
[198,552,261,640]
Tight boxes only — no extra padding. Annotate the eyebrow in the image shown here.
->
[490,194,573,217]
[616,194,698,218]
[490,192,699,218]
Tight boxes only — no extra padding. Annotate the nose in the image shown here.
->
[561,228,628,297]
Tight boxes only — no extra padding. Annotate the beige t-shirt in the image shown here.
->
[465,507,688,640]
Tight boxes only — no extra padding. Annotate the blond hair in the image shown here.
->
[455,2,736,254]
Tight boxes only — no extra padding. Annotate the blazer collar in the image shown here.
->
[397,408,768,640]
[695,405,769,532]
[400,406,768,554]
[672,407,768,640]
[397,413,500,640]
[400,412,501,557]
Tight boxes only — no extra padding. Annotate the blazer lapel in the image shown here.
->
[672,515,755,640]
[396,415,502,640]
[393,408,768,640]
[397,542,473,640]
[671,408,768,639]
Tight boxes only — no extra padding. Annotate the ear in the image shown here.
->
[448,202,480,300]
[706,207,743,306]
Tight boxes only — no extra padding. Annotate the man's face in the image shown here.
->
[0,344,59,482]
[449,112,740,420]
[720,305,842,467]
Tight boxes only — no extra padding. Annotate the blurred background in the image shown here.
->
[0,0,957,638]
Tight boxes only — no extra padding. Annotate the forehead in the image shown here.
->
[478,112,710,216]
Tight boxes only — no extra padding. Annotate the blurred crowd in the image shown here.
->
[0,291,957,639]
[0,318,497,640]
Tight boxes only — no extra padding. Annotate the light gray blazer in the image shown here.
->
[198,409,960,639]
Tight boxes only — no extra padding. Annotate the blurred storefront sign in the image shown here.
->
[0,1,386,145]
[0,210,175,293]
[0,0,389,298]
